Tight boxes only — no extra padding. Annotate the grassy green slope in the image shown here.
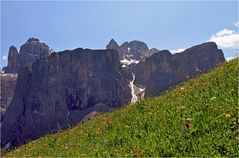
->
[5,58,239,157]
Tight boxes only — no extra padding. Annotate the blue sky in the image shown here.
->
[1,1,238,67]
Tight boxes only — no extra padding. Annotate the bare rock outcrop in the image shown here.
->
[0,73,17,121]
[131,42,225,96]
[2,46,20,73]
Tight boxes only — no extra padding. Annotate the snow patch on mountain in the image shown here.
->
[121,58,139,65]
[120,54,139,67]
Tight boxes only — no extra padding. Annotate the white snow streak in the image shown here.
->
[129,73,138,103]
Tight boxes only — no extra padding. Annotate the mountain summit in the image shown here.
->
[106,39,155,66]
[2,38,53,73]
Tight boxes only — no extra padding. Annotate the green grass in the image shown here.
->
[5,58,239,157]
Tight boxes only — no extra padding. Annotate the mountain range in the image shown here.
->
[1,38,225,151]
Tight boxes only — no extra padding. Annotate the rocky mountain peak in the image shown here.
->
[8,46,19,60]
[196,41,217,48]
[128,40,149,50]
[106,39,154,65]
[9,46,18,53]
[183,42,218,53]
[2,37,53,73]
[20,37,52,56]
[150,48,160,54]
[2,46,20,73]
[27,37,40,43]
[106,38,119,50]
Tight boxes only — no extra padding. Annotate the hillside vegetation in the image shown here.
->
[5,58,238,157]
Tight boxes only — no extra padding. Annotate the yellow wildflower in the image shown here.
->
[225,113,231,118]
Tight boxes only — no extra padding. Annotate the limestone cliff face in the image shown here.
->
[0,73,17,121]
[2,38,53,73]
[1,48,131,149]
[131,42,225,96]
